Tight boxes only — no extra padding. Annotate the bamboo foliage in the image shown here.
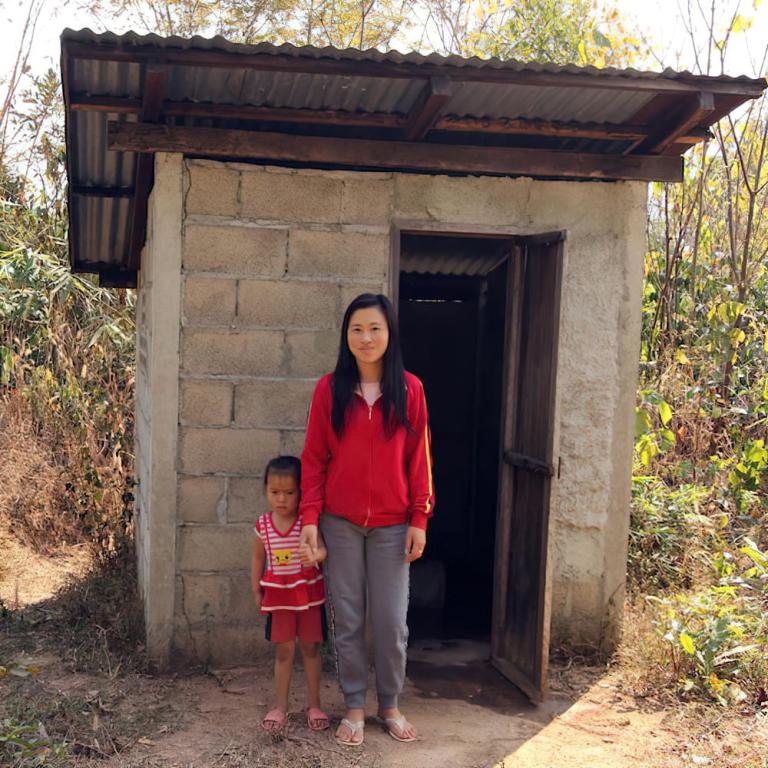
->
[0,174,135,553]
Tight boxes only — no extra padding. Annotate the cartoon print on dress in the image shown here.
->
[272,549,292,566]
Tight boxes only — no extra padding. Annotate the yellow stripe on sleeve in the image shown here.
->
[424,423,433,514]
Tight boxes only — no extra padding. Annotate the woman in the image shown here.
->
[299,293,434,746]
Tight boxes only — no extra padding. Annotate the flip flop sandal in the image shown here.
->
[335,717,365,747]
[376,715,418,743]
[261,708,288,734]
[306,706,330,731]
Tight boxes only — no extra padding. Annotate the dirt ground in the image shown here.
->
[0,523,92,608]
[2,534,767,768]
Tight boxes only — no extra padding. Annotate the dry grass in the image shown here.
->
[613,600,681,705]
[0,400,72,554]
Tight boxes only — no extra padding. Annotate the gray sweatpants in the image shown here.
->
[320,514,409,710]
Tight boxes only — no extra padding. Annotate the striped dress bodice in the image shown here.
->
[255,512,325,612]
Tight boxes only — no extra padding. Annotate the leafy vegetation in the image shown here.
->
[0,179,135,555]
[627,6,768,706]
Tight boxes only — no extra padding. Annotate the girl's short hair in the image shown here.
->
[263,455,301,486]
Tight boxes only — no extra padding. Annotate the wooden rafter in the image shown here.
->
[62,39,767,96]
[404,77,455,141]
[68,94,710,145]
[127,67,165,271]
[70,94,406,128]
[635,92,716,155]
[98,268,138,288]
[107,121,683,182]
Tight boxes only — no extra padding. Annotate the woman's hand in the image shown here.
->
[405,526,426,563]
[299,543,324,567]
[299,524,319,561]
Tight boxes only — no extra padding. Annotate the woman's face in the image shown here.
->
[346,306,390,368]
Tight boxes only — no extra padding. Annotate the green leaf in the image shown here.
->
[635,408,652,438]
[679,632,695,655]
[659,428,676,448]
[739,545,768,570]
[592,28,612,48]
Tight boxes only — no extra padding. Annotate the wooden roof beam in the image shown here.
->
[404,77,455,141]
[68,94,709,144]
[107,121,683,182]
[635,92,716,155]
[70,94,406,128]
[434,116,710,144]
[127,67,165,272]
[62,39,767,97]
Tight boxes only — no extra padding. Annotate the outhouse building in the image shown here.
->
[60,29,765,700]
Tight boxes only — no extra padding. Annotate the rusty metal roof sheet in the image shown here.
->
[60,28,767,283]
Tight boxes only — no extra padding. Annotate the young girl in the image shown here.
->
[252,455,329,733]
[299,293,434,746]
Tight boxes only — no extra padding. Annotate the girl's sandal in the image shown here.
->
[334,718,365,747]
[262,708,288,734]
[376,715,418,743]
[306,707,330,731]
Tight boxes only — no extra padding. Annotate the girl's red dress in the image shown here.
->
[255,511,325,612]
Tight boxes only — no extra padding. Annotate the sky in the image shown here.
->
[1,0,766,93]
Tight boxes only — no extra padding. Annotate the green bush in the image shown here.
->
[648,539,768,705]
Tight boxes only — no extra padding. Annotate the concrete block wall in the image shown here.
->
[134,248,151,608]
[137,156,646,667]
[173,161,389,664]
[134,154,183,664]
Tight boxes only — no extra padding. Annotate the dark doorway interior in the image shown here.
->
[400,233,513,641]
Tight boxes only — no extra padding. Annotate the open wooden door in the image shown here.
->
[491,232,565,703]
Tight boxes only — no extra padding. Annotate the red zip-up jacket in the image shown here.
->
[299,371,435,531]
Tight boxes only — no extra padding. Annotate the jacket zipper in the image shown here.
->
[365,399,373,526]
[356,390,376,528]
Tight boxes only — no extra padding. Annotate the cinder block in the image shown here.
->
[180,427,281,474]
[178,476,227,524]
[237,280,338,328]
[280,430,306,458]
[235,379,314,428]
[177,524,253,572]
[340,282,388,310]
[181,380,233,426]
[284,330,338,377]
[184,224,287,276]
[394,173,526,225]
[175,572,260,625]
[228,477,268,523]
[185,163,239,216]
[288,230,389,280]
[341,178,394,225]
[171,621,269,667]
[240,170,342,223]
[183,276,236,326]
[182,329,284,376]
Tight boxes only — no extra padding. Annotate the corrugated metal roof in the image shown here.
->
[62,28,764,85]
[60,29,767,280]
[401,234,512,277]
[401,251,507,277]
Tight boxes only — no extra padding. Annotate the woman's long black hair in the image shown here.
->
[331,293,410,438]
